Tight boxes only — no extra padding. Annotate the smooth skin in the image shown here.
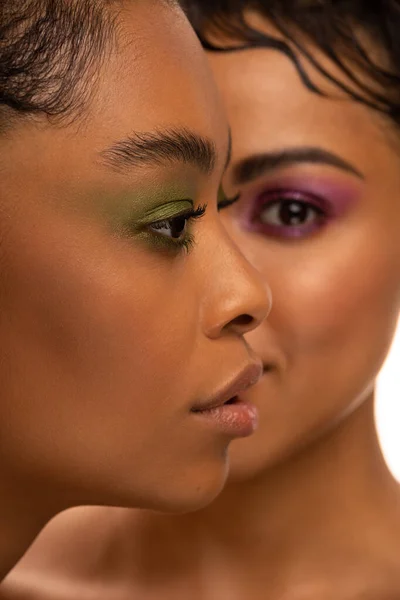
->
[0,0,272,582]
[3,10,400,600]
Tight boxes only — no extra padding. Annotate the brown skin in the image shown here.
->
[0,1,272,582]
[3,13,400,600]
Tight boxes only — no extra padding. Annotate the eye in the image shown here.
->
[248,190,328,240]
[149,214,189,240]
[146,204,206,253]
[260,199,323,228]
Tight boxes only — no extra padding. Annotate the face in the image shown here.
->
[0,1,271,513]
[208,15,400,480]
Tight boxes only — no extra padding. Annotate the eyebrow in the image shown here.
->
[99,127,217,175]
[232,146,365,186]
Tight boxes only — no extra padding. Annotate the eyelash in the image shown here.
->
[218,193,241,211]
[148,204,207,253]
[248,190,328,239]
[144,190,240,255]
[147,189,241,253]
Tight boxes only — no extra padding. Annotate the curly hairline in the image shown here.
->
[0,0,125,130]
[183,0,400,128]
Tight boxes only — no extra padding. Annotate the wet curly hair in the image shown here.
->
[183,0,400,127]
[0,0,120,128]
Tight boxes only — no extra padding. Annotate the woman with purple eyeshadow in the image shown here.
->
[2,1,400,598]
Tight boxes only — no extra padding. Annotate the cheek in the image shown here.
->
[0,205,207,483]
[292,256,395,341]
[0,206,198,407]
[272,248,399,387]
[231,223,400,373]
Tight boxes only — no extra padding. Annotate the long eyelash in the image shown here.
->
[218,193,240,211]
[178,204,206,253]
[190,203,207,220]
[150,203,207,231]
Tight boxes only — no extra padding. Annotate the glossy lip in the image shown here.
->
[191,362,263,413]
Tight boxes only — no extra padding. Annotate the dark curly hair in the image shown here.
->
[0,0,120,129]
[183,0,400,127]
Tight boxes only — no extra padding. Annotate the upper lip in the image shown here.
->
[191,361,263,412]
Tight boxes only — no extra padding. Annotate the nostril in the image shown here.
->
[231,314,254,328]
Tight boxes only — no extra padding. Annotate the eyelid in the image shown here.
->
[138,199,194,224]
[151,203,207,226]
[243,187,333,224]
[240,170,361,218]
[146,204,207,254]
[258,189,327,210]
[244,190,329,240]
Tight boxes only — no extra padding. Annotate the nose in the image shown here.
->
[202,223,272,339]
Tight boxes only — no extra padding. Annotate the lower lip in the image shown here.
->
[192,399,259,438]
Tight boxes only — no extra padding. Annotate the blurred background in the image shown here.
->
[376,319,400,481]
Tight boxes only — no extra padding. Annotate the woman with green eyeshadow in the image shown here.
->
[0,0,273,582]
[6,1,400,599]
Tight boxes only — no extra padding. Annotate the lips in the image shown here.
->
[191,362,263,414]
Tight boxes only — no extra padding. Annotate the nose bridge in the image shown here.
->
[202,222,272,339]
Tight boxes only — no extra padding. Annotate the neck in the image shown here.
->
[178,394,399,567]
[0,471,65,581]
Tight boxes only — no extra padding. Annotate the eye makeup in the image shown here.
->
[134,199,195,227]
[237,172,363,240]
[133,202,207,253]
[85,178,206,254]
[78,174,244,255]
[119,196,207,253]
[217,187,241,211]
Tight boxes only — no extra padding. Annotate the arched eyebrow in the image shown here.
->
[99,127,217,175]
[232,146,365,185]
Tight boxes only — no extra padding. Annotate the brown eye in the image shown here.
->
[145,204,206,253]
[149,215,188,240]
[260,200,321,227]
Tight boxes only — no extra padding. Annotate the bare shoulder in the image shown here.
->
[0,506,142,600]
[0,575,59,600]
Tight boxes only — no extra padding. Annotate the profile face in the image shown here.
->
[0,1,270,512]
[208,14,400,480]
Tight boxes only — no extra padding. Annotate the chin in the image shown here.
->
[136,458,230,514]
[227,448,280,483]
[226,429,315,483]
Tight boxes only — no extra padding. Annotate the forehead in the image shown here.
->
[87,1,229,156]
[211,50,386,158]
[0,1,231,208]
[206,11,398,173]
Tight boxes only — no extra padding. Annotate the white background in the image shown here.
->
[376,320,400,481]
